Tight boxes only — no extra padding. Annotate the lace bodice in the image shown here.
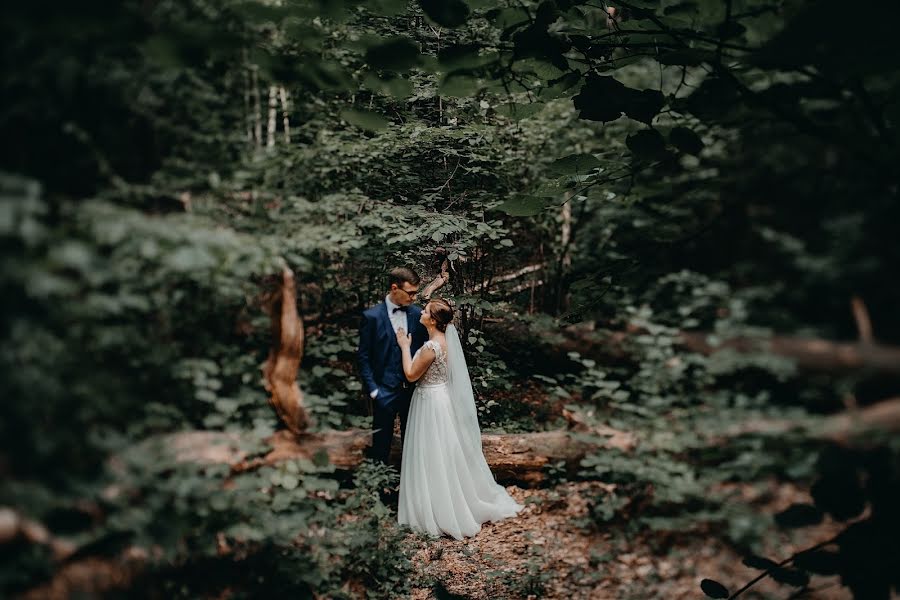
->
[416,340,449,386]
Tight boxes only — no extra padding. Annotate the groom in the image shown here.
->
[358,267,428,464]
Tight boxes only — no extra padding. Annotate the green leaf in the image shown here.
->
[363,73,413,98]
[438,44,489,70]
[496,195,547,217]
[367,0,408,16]
[669,127,704,155]
[419,0,471,27]
[365,37,421,71]
[700,578,729,599]
[487,7,530,30]
[340,109,389,132]
[626,129,668,160]
[573,75,664,124]
[770,567,809,588]
[681,76,741,120]
[312,448,330,468]
[549,153,603,175]
[439,72,480,97]
[494,102,544,121]
[742,554,778,570]
[657,49,714,66]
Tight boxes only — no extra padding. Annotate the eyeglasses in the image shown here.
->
[398,287,419,300]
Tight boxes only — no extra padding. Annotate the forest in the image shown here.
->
[1,0,899,598]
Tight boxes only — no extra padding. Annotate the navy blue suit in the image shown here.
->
[358,301,427,463]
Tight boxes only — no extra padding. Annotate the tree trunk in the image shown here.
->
[266,85,278,148]
[278,86,291,144]
[422,258,450,299]
[261,267,312,433]
[251,66,262,148]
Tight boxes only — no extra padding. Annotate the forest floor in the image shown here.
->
[404,480,851,600]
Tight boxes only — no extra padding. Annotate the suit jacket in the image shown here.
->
[357,302,427,406]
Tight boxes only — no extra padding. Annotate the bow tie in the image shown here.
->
[392,306,409,313]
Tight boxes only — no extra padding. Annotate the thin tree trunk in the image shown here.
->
[851,295,873,343]
[278,86,291,144]
[266,85,278,148]
[242,52,252,143]
[557,197,572,312]
[251,67,262,148]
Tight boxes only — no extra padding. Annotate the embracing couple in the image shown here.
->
[357,267,523,540]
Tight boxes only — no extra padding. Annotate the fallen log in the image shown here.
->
[485,319,900,375]
[679,332,900,374]
[154,428,604,487]
[0,507,76,562]
[722,397,900,445]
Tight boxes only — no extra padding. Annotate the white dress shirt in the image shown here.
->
[371,295,408,399]
[385,294,408,335]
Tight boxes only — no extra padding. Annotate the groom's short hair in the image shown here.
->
[388,267,420,288]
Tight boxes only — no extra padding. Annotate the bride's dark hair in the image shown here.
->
[428,298,453,333]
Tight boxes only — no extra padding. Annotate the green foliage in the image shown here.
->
[3,0,900,596]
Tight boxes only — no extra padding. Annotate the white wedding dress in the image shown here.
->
[398,325,523,540]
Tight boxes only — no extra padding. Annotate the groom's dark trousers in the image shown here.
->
[357,301,426,464]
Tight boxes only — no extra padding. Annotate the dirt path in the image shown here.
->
[405,481,852,600]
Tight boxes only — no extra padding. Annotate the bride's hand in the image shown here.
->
[396,327,412,349]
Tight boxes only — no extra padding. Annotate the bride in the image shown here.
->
[394,298,523,540]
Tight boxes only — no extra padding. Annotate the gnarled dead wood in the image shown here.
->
[422,258,450,299]
[467,263,547,294]
[262,267,312,434]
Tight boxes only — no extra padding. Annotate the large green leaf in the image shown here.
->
[573,75,664,124]
[439,72,481,97]
[657,49,714,66]
[363,73,413,98]
[494,102,544,121]
[438,44,490,70]
[365,37,421,71]
[549,154,603,175]
[700,579,729,599]
[496,195,548,216]
[419,0,471,27]
[340,109,390,132]
[366,0,408,16]
[626,129,668,160]
[669,127,704,155]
